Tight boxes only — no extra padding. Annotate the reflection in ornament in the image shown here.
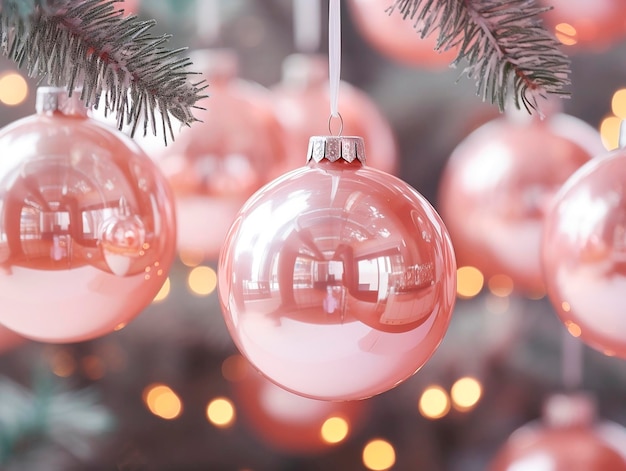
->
[272,53,398,174]
[219,136,456,401]
[0,87,176,343]
[543,150,626,358]
[347,0,457,68]
[156,49,286,261]
[439,112,603,295]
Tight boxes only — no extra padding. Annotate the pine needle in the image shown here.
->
[388,0,571,113]
[0,0,207,143]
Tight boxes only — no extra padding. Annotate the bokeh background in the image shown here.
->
[2,1,626,470]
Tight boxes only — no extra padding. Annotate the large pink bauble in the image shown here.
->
[0,87,176,343]
[272,54,398,175]
[218,136,456,401]
[156,49,286,261]
[439,113,602,295]
[347,0,457,68]
[489,394,626,471]
[542,149,626,358]
[232,356,367,454]
[539,0,626,50]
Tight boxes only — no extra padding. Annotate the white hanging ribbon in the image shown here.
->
[197,0,220,45]
[293,0,321,52]
[328,0,341,119]
[562,329,583,390]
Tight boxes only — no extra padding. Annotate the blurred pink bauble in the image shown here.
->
[539,0,626,51]
[231,356,367,454]
[218,136,456,401]
[0,87,176,343]
[439,111,602,295]
[347,0,457,68]
[272,54,398,174]
[156,49,287,261]
[489,394,626,471]
[542,149,626,358]
[0,325,24,354]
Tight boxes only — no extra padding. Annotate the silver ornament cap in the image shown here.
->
[36,87,88,117]
[307,136,366,164]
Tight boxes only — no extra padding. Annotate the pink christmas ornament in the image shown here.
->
[0,325,24,354]
[0,87,176,343]
[439,111,602,295]
[272,54,398,174]
[156,49,287,261]
[218,136,456,401]
[542,149,626,358]
[347,0,457,68]
[489,394,626,471]
[539,0,626,51]
[232,356,367,454]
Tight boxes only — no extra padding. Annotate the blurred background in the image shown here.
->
[2,0,626,470]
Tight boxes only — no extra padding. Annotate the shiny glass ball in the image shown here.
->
[542,150,626,358]
[0,88,176,343]
[218,147,456,401]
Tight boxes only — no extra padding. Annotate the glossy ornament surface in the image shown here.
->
[218,136,456,401]
[539,0,626,51]
[542,149,626,358]
[156,49,286,261]
[231,356,367,454]
[0,87,176,343]
[272,54,398,174]
[439,113,602,295]
[347,0,457,68]
[489,394,626,471]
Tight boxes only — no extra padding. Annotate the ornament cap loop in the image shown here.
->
[307,135,366,164]
[36,87,88,117]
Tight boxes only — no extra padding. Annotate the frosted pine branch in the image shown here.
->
[0,0,207,143]
[388,0,571,112]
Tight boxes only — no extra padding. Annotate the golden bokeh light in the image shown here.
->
[222,354,249,382]
[612,89,626,119]
[451,377,483,411]
[487,274,514,297]
[153,277,171,303]
[50,349,76,378]
[561,301,571,312]
[187,266,218,296]
[419,385,451,420]
[143,384,183,420]
[321,416,350,444]
[456,266,484,299]
[82,355,106,380]
[566,321,582,338]
[554,23,578,46]
[362,439,396,471]
[179,250,204,267]
[206,397,236,428]
[0,72,29,106]
[600,115,621,151]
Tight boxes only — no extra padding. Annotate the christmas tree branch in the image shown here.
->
[0,0,207,143]
[388,0,571,112]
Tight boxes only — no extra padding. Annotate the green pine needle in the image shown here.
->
[388,0,571,113]
[0,0,207,143]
